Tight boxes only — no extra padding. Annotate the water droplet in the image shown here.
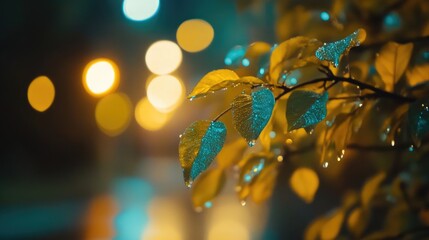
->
[248,140,256,147]
[322,162,329,168]
[186,180,193,188]
[269,131,276,139]
[308,129,314,135]
[204,201,213,208]
[189,97,195,102]
[240,200,247,206]
[179,134,183,138]
[337,156,341,161]
[391,140,395,147]
[277,155,283,162]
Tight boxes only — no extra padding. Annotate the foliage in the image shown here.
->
[179,0,429,238]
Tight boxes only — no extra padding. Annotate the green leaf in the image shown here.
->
[191,167,225,208]
[270,36,322,83]
[315,28,366,67]
[375,42,414,92]
[287,91,328,131]
[361,172,386,207]
[290,167,319,203]
[232,87,275,145]
[188,69,264,99]
[408,99,429,147]
[179,120,227,186]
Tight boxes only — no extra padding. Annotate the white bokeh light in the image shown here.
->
[123,0,160,21]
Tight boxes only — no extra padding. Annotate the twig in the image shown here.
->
[213,106,231,122]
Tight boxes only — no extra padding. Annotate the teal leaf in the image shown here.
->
[179,120,227,186]
[315,28,366,67]
[287,91,328,131]
[232,88,275,146]
[408,99,429,147]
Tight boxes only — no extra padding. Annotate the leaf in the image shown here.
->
[286,91,328,131]
[290,167,319,203]
[406,63,429,87]
[191,167,225,208]
[375,42,414,92]
[216,138,248,169]
[270,36,322,83]
[347,207,369,237]
[188,69,265,99]
[320,209,345,240]
[315,28,366,67]
[251,163,279,204]
[179,120,227,186]
[232,87,275,145]
[408,99,429,147]
[304,216,327,240]
[361,172,386,207]
[245,41,272,58]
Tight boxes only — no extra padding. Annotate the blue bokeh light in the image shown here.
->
[320,12,330,21]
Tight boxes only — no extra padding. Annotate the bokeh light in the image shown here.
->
[83,58,119,96]
[135,98,171,131]
[122,0,160,21]
[84,195,118,240]
[146,75,184,112]
[145,41,182,75]
[27,76,55,112]
[176,19,214,53]
[95,93,132,136]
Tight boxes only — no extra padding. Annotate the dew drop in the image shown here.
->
[240,200,247,206]
[391,140,395,147]
[248,140,256,147]
[179,134,183,138]
[277,155,284,162]
[204,201,213,208]
[189,97,195,102]
[322,162,329,168]
[186,180,193,188]
[337,157,341,161]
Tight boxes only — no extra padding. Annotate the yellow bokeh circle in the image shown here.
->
[146,75,184,112]
[145,41,182,75]
[95,93,132,136]
[176,19,214,52]
[83,58,119,96]
[27,76,55,112]
[135,97,171,131]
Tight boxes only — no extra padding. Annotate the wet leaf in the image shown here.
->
[290,167,319,203]
[251,163,279,204]
[361,172,386,207]
[408,99,429,147]
[188,69,265,99]
[315,28,366,67]
[259,99,287,151]
[232,88,275,145]
[304,216,327,240]
[375,42,414,92]
[347,207,369,237]
[270,36,322,83]
[179,120,227,186]
[191,167,225,208]
[216,138,248,168]
[320,209,345,240]
[287,91,328,131]
[245,41,272,59]
[406,63,429,87]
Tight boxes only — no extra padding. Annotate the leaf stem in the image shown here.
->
[213,106,232,122]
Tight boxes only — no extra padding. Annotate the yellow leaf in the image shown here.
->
[375,42,414,92]
[245,41,271,59]
[347,207,368,237]
[251,163,279,203]
[290,167,319,203]
[216,138,248,169]
[191,167,225,208]
[304,216,327,240]
[188,69,265,99]
[320,209,345,240]
[361,172,386,207]
[270,37,322,84]
[406,63,429,86]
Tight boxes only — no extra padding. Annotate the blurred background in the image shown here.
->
[0,0,276,239]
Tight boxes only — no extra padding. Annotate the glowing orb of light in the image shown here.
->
[123,0,160,21]
[95,93,132,136]
[145,41,182,75]
[146,75,184,113]
[83,59,119,96]
[176,19,214,53]
[135,97,171,131]
[27,76,55,112]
